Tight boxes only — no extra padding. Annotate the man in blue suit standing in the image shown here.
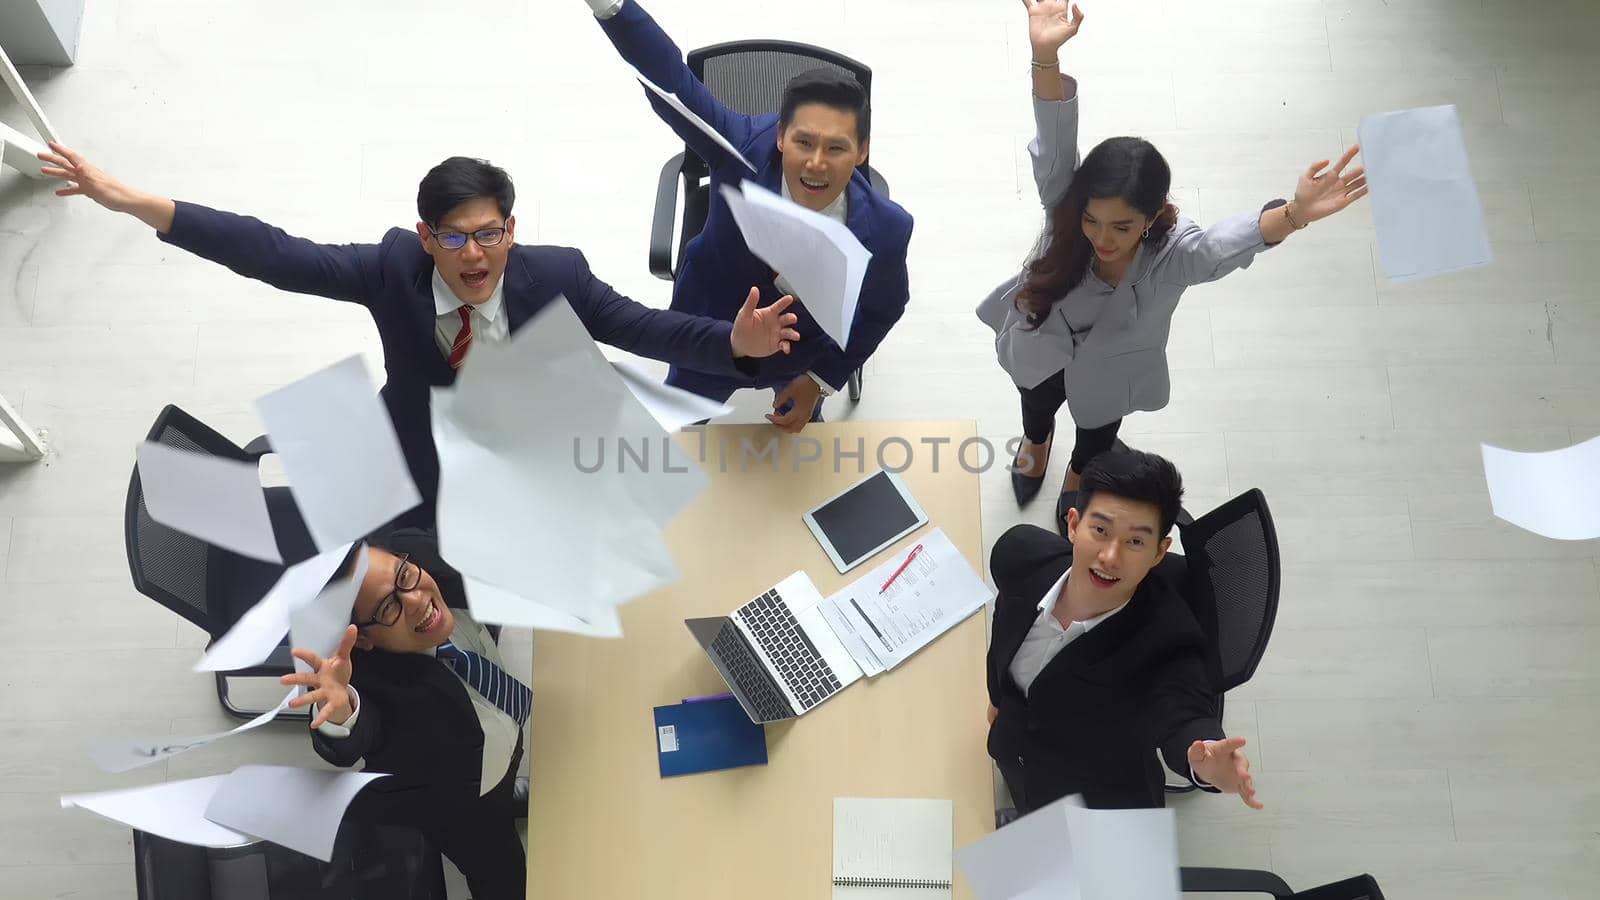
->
[586,0,915,432]
[37,142,801,525]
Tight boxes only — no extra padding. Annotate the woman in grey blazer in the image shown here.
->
[978,0,1369,517]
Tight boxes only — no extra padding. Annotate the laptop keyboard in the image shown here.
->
[710,625,793,722]
[738,589,843,711]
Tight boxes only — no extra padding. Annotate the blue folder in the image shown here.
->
[652,695,768,778]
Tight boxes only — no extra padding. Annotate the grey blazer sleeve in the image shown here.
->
[1029,75,1082,208]
[1156,211,1274,287]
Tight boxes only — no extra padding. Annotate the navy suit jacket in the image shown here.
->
[985,524,1224,810]
[159,201,751,524]
[598,1,914,393]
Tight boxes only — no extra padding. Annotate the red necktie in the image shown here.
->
[448,305,473,370]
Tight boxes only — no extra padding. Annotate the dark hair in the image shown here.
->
[779,67,871,145]
[1075,447,1185,538]
[1018,136,1177,326]
[416,157,515,228]
[332,531,406,626]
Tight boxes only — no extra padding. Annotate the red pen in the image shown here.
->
[880,543,924,594]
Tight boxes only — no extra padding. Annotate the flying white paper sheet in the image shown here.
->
[432,298,706,628]
[204,766,389,863]
[87,689,297,774]
[612,361,732,431]
[632,68,758,173]
[463,576,624,638]
[289,546,368,675]
[136,442,281,563]
[256,355,421,551]
[718,181,870,350]
[955,795,1180,900]
[1358,104,1492,283]
[63,776,254,848]
[196,542,354,672]
[1481,435,1600,540]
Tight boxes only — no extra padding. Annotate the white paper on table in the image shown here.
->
[203,765,388,863]
[955,795,1178,900]
[955,794,1085,900]
[432,298,706,627]
[256,355,421,551]
[196,542,354,672]
[612,361,732,431]
[63,775,254,848]
[718,181,871,350]
[87,688,297,774]
[1481,435,1600,540]
[821,528,992,673]
[136,442,281,563]
[631,68,757,174]
[1358,104,1492,283]
[463,576,625,638]
[288,545,368,675]
[1063,804,1181,900]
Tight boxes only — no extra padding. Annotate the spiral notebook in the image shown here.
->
[832,798,953,899]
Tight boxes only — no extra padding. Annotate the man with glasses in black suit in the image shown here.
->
[282,529,529,900]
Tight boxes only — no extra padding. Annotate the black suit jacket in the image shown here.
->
[310,530,500,820]
[985,524,1223,809]
[159,202,754,524]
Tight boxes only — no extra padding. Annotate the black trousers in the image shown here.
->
[357,741,525,900]
[1017,370,1122,473]
[430,741,526,900]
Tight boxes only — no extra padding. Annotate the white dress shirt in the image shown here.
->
[317,609,525,797]
[432,270,509,359]
[1007,567,1126,696]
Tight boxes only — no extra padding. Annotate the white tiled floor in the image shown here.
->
[2,1,1598,897]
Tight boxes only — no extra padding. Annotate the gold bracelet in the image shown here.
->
[1283,202,1307,230]
[1030,58,1060,70]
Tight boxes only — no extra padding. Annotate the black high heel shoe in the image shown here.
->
[1010,432,1053,506]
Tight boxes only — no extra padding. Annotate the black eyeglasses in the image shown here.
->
[356,553,420,629]
[428,226,507,251]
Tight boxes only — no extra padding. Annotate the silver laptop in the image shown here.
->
[685,571,864,723]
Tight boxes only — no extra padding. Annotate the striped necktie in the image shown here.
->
[434,641,532,727]
[448,305,473,369]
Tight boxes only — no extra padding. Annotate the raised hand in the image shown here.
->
[281,624,360,729]
[36,141,176,231]
[730,287,802,358]
[1292,144,1369,224]
[1024,0,1085,54]
[1188,736,1264,810]
[37,142,137,210]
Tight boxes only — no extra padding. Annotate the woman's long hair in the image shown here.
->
[1017,136,1178,326]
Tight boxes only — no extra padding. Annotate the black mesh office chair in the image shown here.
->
[1166,487,1281,794]
[649,39,890,403]
[125,405,317,721]
[133,825,447,900]
[1181,869,1386,899]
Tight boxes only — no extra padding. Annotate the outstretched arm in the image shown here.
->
[1021,1,1086,207]
[39,141,377,305]
[588,0,759,168]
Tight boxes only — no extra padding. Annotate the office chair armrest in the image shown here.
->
[865,164,890,198]
[242,435,274,460]
[650,152,687,281]
[1180,867,1295,898]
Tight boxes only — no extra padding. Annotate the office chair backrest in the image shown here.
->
[125,405,255,637]
[126,405,316,639]
[685,40,876,177]
[134,826,447,900]
[1178,488,1281,693]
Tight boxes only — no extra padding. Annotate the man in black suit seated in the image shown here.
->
[281,529,528,900]
[985,447,1264,813]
